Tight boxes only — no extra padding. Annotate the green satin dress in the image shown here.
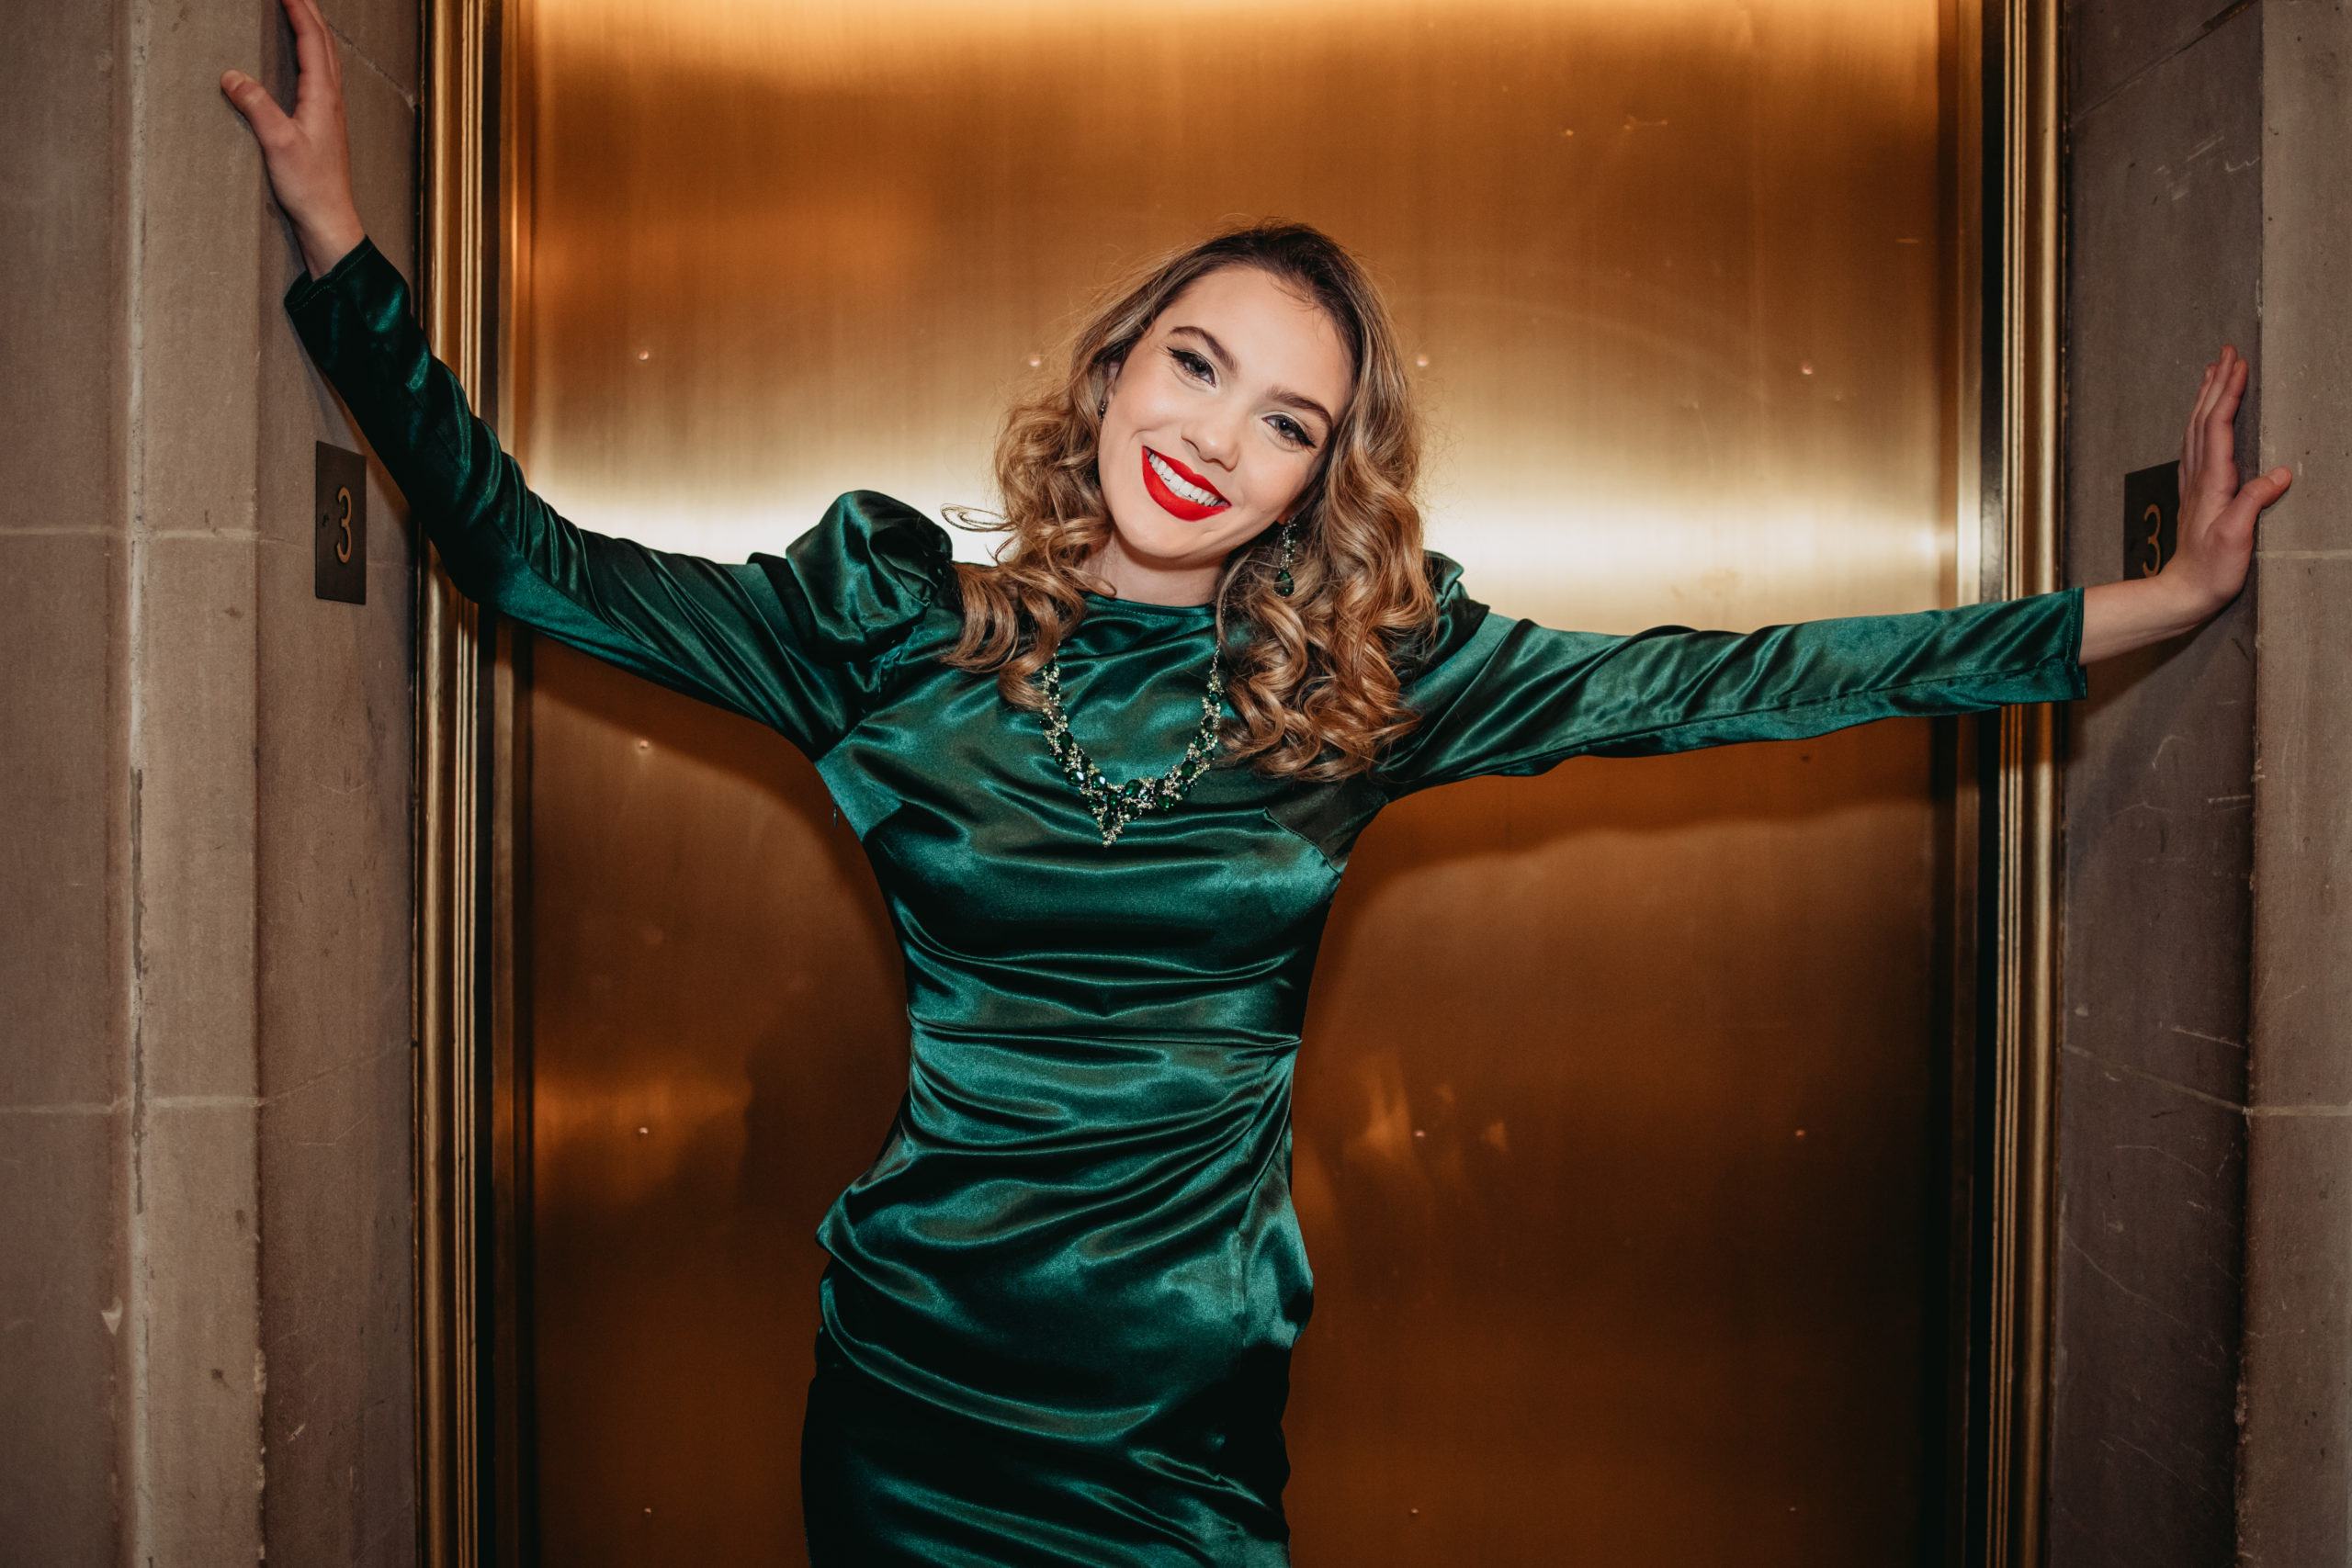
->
[289,240,2086,1565]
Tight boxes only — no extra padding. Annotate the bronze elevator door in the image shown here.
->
[506,2,1973,1562]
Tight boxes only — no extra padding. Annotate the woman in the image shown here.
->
[226,2,2290,1561]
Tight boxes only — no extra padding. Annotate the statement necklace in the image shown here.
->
[1037,654,1225,846]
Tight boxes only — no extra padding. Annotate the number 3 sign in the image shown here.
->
[2123,459,2179,581]
[314,441,368,604]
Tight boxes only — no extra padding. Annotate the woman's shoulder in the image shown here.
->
[788,490,956,590]
[1396,547,1492,677]
[752,491,956,658]
[1419,547,1472,605]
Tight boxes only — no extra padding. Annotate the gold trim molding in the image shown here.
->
[417,0,494,1564]
[1982,0,2064,1562]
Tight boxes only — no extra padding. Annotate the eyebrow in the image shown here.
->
[1168,324,1338,431]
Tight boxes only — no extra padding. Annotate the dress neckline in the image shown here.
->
[1079,589,1217,624]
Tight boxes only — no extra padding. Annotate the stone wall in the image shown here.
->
[0,3,419,1562]
[2050,4,2264,1562]
[2056,1,2352,1562]
[2240,2,2352,1561]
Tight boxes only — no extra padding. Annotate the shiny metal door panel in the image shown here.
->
[509,3,1965,1560]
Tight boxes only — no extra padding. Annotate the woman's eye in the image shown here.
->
[1170,348,1214,382]
[1270,415,1314,449]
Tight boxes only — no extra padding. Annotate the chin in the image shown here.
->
[1107,506,1227,569]
[1102,488,1204,563]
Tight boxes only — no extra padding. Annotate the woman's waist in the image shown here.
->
[829,1033,1302,1286]
[899,959,1313,1041]
[895,1014,1298,1148]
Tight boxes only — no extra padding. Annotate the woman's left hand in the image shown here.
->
[2079,344,2293,663]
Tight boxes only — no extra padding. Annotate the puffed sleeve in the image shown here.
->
[1377,553,2086,795]
[285,239,952,759]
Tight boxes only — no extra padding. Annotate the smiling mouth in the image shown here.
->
[1141,446,1230,520]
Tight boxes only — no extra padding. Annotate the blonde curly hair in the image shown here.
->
[944,221,1438,782]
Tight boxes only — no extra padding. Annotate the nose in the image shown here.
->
[1185,409,1243,471]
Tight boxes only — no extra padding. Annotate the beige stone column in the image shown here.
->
[2240,1,2352,1561]
[2049,5,2263,1562]
[1,3,419,1562]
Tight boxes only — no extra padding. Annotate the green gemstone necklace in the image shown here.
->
[1037,654,1225,847]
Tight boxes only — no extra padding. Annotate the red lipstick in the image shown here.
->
[1140,446,1230,522]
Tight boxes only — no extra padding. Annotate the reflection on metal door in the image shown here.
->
[503,2,1977,1561]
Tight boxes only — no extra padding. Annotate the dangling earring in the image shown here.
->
[1097,391,1108,416]
[1273,517,1298,597]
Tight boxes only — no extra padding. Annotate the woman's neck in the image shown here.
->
[1084,534,1222,606]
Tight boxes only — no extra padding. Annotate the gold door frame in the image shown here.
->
[410,2,2067,1562]
[1984,2,2065,1562]
[413,0,489,1559]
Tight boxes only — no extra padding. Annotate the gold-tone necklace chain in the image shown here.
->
[1036,655,1224,847]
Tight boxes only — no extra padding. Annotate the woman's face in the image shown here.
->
[1097,265,1355,581]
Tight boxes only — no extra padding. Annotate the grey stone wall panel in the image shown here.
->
[2246,558,2352,1108]
[2052,7,2262,1566]
[0,0,121,540]
[2238,1112,2352,1562]
[2071,0,2235,111]
[253,459,417,1567]
[0,1111,125,1568]
[2050,1064,2248,1562]
[2238,1,2352,1561]
[251,6,422,1563]
[0,533,126,1107]
[321,0,422,106]
[0,4,134,1566]
[130,534,261,1103]
[2241,1,2352,1531]
[130,1101,264,1559]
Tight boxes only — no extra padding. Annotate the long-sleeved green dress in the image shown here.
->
[289,240,2086,1565]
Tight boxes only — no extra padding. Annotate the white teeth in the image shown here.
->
[1148,450,1226,508]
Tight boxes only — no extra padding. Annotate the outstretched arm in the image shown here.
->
[221,0,365,278]
[1379,347,2294,794]
[2080,344,2291,661]
[220,0,950,756]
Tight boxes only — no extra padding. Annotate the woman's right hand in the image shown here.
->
[221,0,365,277]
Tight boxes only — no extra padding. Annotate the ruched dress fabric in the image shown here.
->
[288,240,2088,1566]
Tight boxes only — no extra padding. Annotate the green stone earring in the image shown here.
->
[1273,517,1297,597]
